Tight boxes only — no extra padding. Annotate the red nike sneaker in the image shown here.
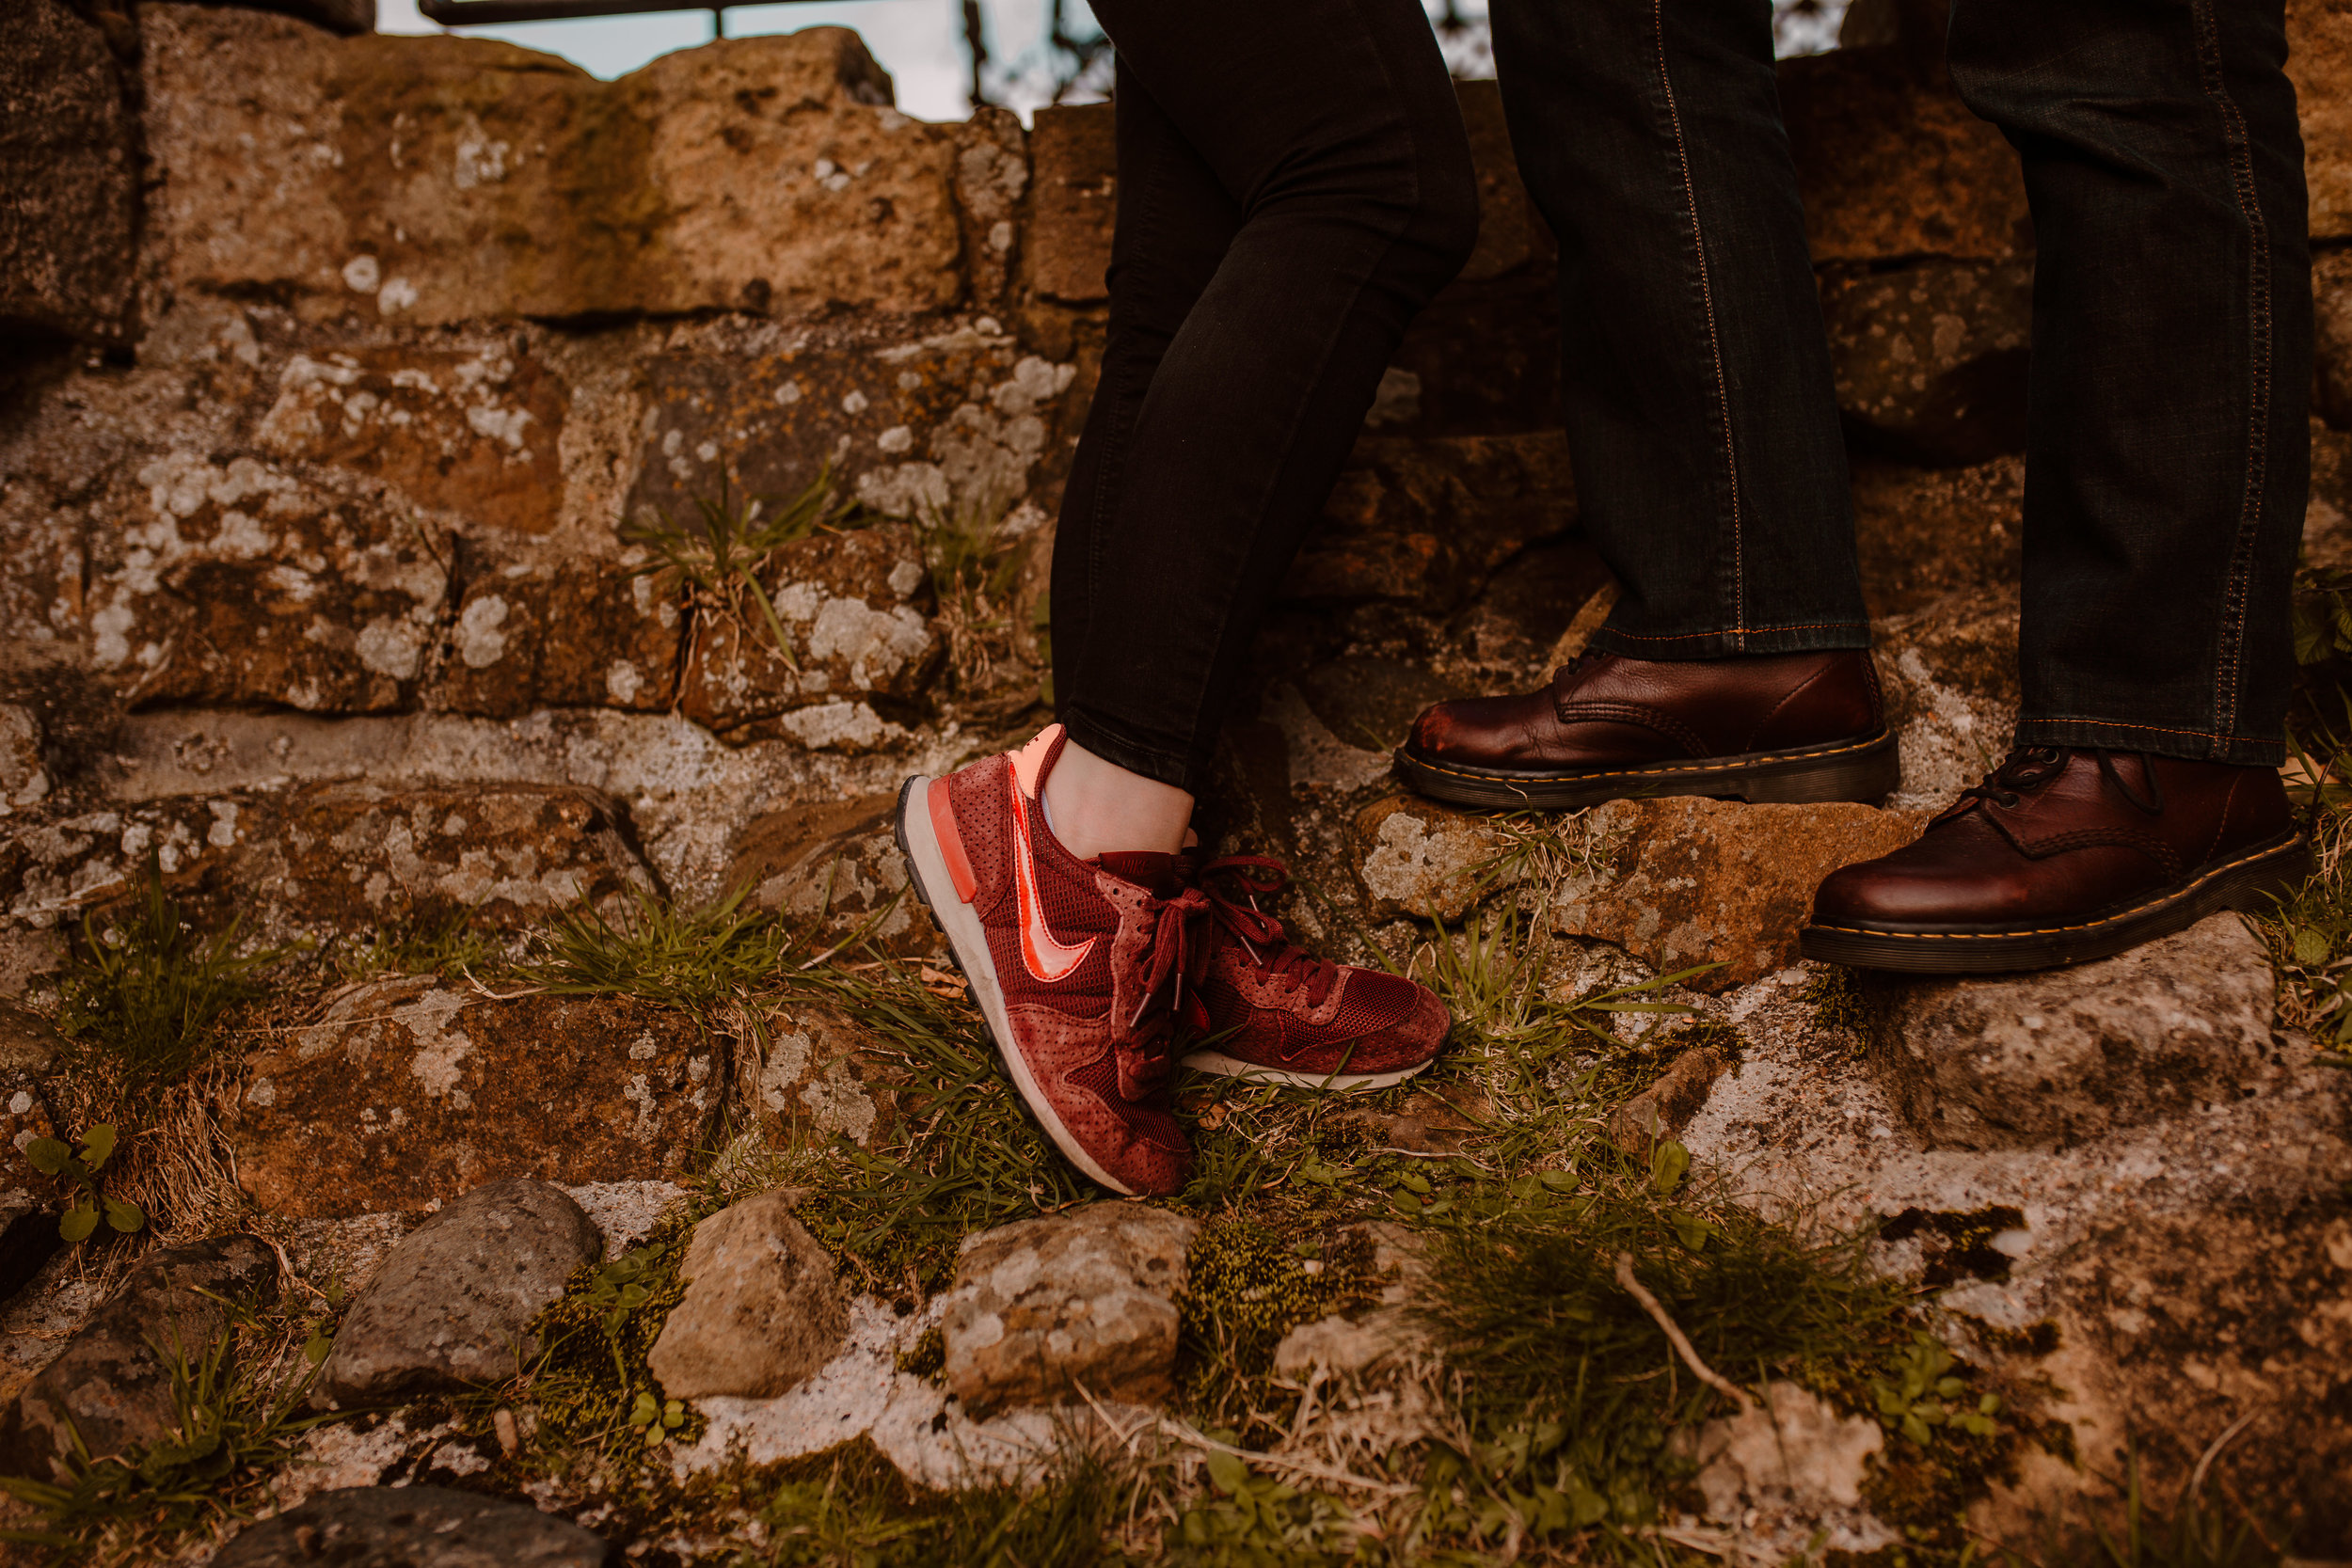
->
[894,724,1209,1196]
[1178,856,1450,1089]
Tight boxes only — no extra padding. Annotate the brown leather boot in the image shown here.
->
[1802,747,2311,973]
[1394,648,1899,809]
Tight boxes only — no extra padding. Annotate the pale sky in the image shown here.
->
[373,0,1492,123]
[373,0,1838,124]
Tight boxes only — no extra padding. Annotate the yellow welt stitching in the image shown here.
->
[1805,839,2305,941]
[1404,733,1890,785]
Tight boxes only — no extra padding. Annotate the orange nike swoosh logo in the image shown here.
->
[1009,776,1097,983]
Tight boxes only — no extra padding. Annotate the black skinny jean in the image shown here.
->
[1050,0,1479,794]
[1492,0,2312,766]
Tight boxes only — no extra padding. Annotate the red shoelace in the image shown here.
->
[1196,856,1342,1008]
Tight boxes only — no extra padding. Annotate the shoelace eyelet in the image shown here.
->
[1995,790,2021,808]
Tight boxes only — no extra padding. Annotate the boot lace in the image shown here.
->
[1197,856,1342,1008]
[1957,745,2166,815]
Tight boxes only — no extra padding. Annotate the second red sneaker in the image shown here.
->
[1178,856,1450,1089]
[895,725,1209,1196]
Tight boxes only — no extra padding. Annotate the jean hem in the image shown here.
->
[2012,717,2284,768]
[1590,621,1873,661]
[1056,708,1200,794]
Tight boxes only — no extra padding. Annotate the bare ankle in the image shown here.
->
[1043,738,1194,861]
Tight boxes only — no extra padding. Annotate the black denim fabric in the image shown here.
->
[1493,0,2311,765]
[1050,0,1479,794]
[1491,0,1872,659]
[1949,0,2311,767]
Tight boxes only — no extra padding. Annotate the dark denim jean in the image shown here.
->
[1491,0,2312,765]
[1051,0,1478,794]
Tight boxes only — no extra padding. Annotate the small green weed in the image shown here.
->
[22,1124,143,1243]
[1874,1330,2001,1445]
[750,1437,1136,1567]
[517,1209,711,1468]
[0,1299,334,1564]
[625,470,866,673]
[1170,1444,1359,1567]
[58,855,281,1085]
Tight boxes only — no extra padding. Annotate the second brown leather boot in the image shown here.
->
[1802,747,2311,973]
[1395,649,1900,809]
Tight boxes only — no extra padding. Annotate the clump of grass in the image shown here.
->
[331,912,502,983]
[625,469,866,673]
[791,960,1090,1293]
[751,1437,1136,1568]
[515,885,810,1010]
[0,1297,336,1565]
[58,854,281,1086]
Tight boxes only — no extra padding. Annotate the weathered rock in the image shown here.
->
[2005,1196,2352,1544]
[2315,249,2352,430]
[1850,457,2024,617]
[144,14,955,325]
[746,1001,904,1150]
[0,1202,63,1307]
[0,1236,278,1479]
[1677,1381,1884,1523]
[4,783,656,941]
[0,0,137,347]
[0,705,51,812]
[319,1178,600,1403]
[1822,259,2032,466]
[1352,796,1516,923]
[1873,586,2021,809]
[724,795,928,960]
[0,999,61,1168]
[212,1485,618,1568]
[1295,657,1472,758]
[84,452,452,712]
[677,524,940,744]
[941,1201,1198,1418]
[628,320,1084,555]
[236,979,722,1216]
[646,1190,847,1399]
[2310,424,2352,572]
[1284,434,1576,613]
[1025,103,1116,304]
[1272,1307,1420,1383]
[253,341,568,535]
[433,558,682,716]
[1607,1043,1733,1153]
[1779,44,2033,262]
[1862,914,2283,1150]
[2292,0,2352,242]
[1551,798,1928,991]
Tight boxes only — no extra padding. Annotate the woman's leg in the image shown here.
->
[1051,0,1479,812]
[1047,59,1242,860]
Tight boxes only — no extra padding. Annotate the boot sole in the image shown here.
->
[1177,1047,1433,1092]
[1797,831,2314,974]
[1391,729,1901,811]
[893,774,1142,1196]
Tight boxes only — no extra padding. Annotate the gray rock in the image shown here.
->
[1822,258,2033,467]
[319,1179,600,1404]
[646,1190,847,1400]
[1,1235,278,1479]
[211,1485,615,1567]
[1864,914,2283,1149]
[941,1201,1198,1418]
[0,0,138,346]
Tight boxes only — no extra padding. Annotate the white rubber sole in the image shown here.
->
[1177,1048,1433,1092]
[893,775,1139,1196]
